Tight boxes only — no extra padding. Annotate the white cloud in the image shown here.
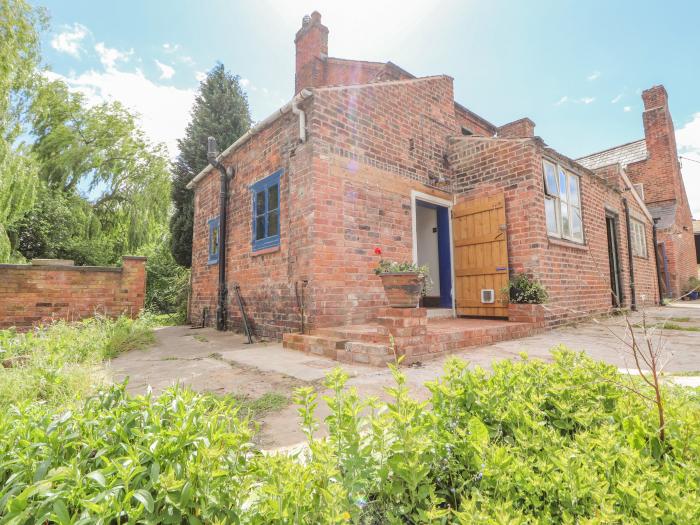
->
[179,55,195,66]
[195,71,207,82]
[94,42,132,70]
[162,43,180,53]
[623,106,632,112]
[554,96,569,106]
[240,78,250,88]
[50,23,89,57]
[611,93,623,104]
[579,97,596,105]
[676,112,700,217]
[155,60,175,80]
[587,71,601,81]
[46,68,195,158]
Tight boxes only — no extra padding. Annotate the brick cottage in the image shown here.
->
[187,12,692,364]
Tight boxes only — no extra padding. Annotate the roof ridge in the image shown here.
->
[577,138,646,160]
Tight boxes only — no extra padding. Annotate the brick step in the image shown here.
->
[312,324,389,343]
[337,341,394,367]
[426,321,536,352]
[282,333,347,359]
[283,332,395,367]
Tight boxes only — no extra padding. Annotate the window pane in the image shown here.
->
[255,215,266,240]
[543,161,558,197]
[210,226,219,255]
[268,184,279,211]
[256,191,266,216]
[561,202,570,238]
[558,168,568,202]
[545,198,559,235]
[267,210,279,237]
[571,206,583,240]
[568,174,580,206]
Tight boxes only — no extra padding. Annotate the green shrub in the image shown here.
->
[1,350,700,523]
[139,233,190,320]
[505,273,548,304]
[0,316,154,408]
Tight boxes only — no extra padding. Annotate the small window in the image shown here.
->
[208,217,220,264]
[631,219,647,258]
[542,160,584,243]
[251,169,282,251]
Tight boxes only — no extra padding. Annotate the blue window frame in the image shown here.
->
[208,217,220,264]
[251,169,282,251]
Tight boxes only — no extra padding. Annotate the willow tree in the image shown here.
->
[16,79,171,262]
[0,0,44,261]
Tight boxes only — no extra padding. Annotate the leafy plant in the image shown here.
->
[373,251,433,296]
[2,350,700,523]
[681,276,700,296]
[0,316,154,408]
[505,273,548,304]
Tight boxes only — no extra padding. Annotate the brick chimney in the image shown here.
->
[497,118,535,139]
[295,11,328,93]
[640,85,682,204]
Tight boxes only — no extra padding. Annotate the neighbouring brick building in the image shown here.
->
[578,86,696,298]
[187,12,675,360]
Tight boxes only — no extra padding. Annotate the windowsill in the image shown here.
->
[547,236,588,251]
[251,245,280,257]
[207,259,219,266]
[633,254,649,260]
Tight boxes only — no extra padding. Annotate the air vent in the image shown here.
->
[481,289,495,304]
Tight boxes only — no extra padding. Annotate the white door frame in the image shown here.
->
[410,190,456,314]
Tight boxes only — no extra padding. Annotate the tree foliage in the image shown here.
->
[0,0,45,261]
[170,63,251,267]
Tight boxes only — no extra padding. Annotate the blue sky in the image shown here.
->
[37,0,700,215]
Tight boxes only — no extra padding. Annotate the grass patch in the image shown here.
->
[668,370,700,377]
[667,316,692,323]
[0,316,154,408]
[145,312,185,326]
[633,321,700,332]
[192,334,208,343]
[225,391,289,419]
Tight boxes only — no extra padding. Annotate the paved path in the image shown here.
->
[109,303,700,449]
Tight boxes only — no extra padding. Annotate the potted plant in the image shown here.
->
[373,248,431,308]
[682,277,700,301]
[504,273,547,326]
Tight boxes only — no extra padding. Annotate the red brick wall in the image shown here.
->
[303,155,451,329]
[190,109,317,338]
[295,11,329,93]
[310,76,457,186]
[449,136,659,327]
[0,256,146,330]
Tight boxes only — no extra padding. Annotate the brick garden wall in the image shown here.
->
[449,136,659,327]
[0,256,146,330]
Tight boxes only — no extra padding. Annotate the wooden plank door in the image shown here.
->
[453,193,509,317]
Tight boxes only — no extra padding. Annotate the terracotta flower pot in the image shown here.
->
[378,272,424,308]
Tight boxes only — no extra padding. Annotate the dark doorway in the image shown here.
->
[606,216,623,307]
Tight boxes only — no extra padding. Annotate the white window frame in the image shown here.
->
[630,219,648,258]
[543,159,584,243]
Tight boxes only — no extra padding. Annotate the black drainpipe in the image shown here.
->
[207,137,232,331]
[622,198,636,311]
[651,218,664,305]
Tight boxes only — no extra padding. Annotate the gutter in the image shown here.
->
[186,88,312,190]
[623,198,637,311]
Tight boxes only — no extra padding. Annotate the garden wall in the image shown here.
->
[0,256,146,330]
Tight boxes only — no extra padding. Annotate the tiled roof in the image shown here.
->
[576,139,648,170]
[647,201,677,230]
